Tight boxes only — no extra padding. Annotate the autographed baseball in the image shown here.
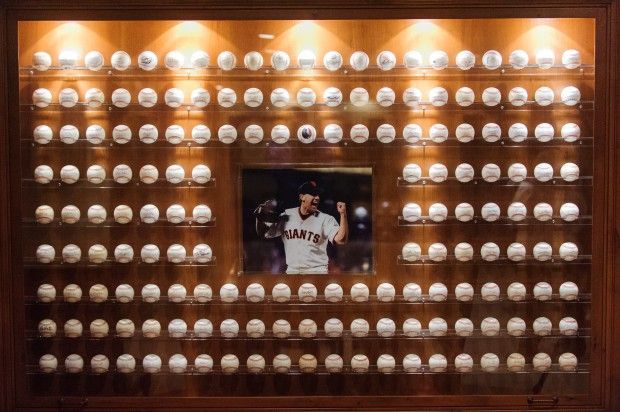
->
[482,50,502,70]
[455,354,474,372]
[533,281,553,301]
[428,242,448,261]
[560,317,579,336]
[455,86,475,106]
[402,354,422,372]
[507,353,526,372]
[559,241,579,260]
[455,282,474,302]
[298,283,318,302]
[481,282,500,301]
[194,354,214,373]
[403,163,422,182]
[507,317,527,336]
[403,318,422,336]
[455,202,475,222]
[509,49,529,69]
[428,317,448,336]
[533,202,553,221]
[456,50,475,70]
[403,50,423,69]
[507,242,526,261]
[481,87,501,106]
[480,353,500,372]
[455,123,475,143]
[272,283,291,302]
[454,318,474,336]
[480,317,500,336]
[193,284,213,302]
[508,123,528,142]
[350,283,369,302]
[428,354,447,372]
[533,242,553,261]
[402,283,422,302]
[507,282,527,301]
[562,49,582,69]
[533,316,553,336]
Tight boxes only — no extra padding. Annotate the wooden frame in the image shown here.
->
[0,1,618,410]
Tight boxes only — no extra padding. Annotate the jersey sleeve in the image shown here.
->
[324,214,340,243]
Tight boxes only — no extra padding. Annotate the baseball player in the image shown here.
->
[254,181,348,274]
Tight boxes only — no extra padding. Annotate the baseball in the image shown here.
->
[507,317,527,336]
[268,87,288,107]
[401,242,423,262]
[507,242,526,261]
[243,88,263,108]
[217,88,237,108]
[219,319,239,338]
[32,51,52,71]
[140,204,159,223]
[168,354,188,373]
[33,124,53,144]
[273,354,292,374]
[114,243,133,263]
[350,354,370,373]
[508,87,528,106]
[562,49,582,69]
[533,162,554,182]
[138,50,158,70]
[111,50,131,71]
[90,355,110,374]
[90,319,109,338]
[507,282,527,301]
[298,124,317,144]
[38,319,57,337]
[32,88,52,108]
[455,282,474,302]
[271,124,290,144]
[560,162,580,182]
[508,163,528,182]
[482,50,502,70]
[376,282,396,302]
[298,282,318,302]
[403,163,422,182]
[245,283,265,302]
[323,124,343,143]
[428,203,448,222]
[194,354,214,373]
[164,50,185,70]
[165,125,185,144]
[455,123,475,143]
[323,87,343,107]
[296,87,316,107]
[509,49,529,69]
[217,51,236,71]
[220,284,239,302]
[482,123,502,142]
[85,88,104,107]
[533,281,553,300]
[376,50,397,71]
[190,88,210,107]
[402,203,422,223]
[376,123,396,144]
[559,241,579,260]
[349,124,369,144]
[536,48,555,69]
[141,284,161,302]
[481,203,501,222]
[111,88,131,108]
[455,202,474,222]
[142,354,162,373]
[533,242,553,261]
[192,124,211,143]
[428,282,448,302]
[140,244,160,263]
[115,319,135,337]
[220,354,240,374]
[454,242,474,261]
[376,318,396,337]
[64,319,83,337]
[507,353,526,372]
[322,283,343,302]
[299,354,318,373]
[62,245,82,264]
[403,124,423,143]
[559,353,578,371]
[376,354,396,374]
[560,203,580,222]
[402,354,422,372]
[168,284,187,302]
[270,50,290,71]
[534,123,555,142]
[324,318,344,337]
[246,319,266,338]
[323,50,343,71]
[272,319,291,338]
[481,282,501,301]
[35,205,54,224]
[480,353,500,372]
[246,354,266,374]
[403,50,423,69]
[85,124,105,144]
[533,202,553,221]
[350,318,370,337]
[114,284,134,302]
[535,86,555,106]
[376,87,396,107]
[112,164,132,184]
[244,124,264,144]
[454,354,474,372]
[244,51,263,71]
[164,88,184,107]
[190,50,210,69]
[349,51,369,71]
[193,284,213,302]
[455,50,476,70]
[481,163,501,182]
[402,283,422,302]
[561,122,581,142]
[428,86,448,107]
[454,318,474,336]
[481,317,500,336]
[559,317,579,336]
[58,87,78,108]
[166,244,187,263]
[429,50,449,70]
[402,318,422,336]
[350,282,370,302]
[508,123,528,142]
[63,284,82,302]
[272,283,291,302]
[428,163,448,182]
[192,164,211,184]
[349,87,369,107]
[455,163,474,182]
[65,354,84,373]
[532,353,552,372]
[455,87,475,106]
[88,244,108,264]
[428,317,448,336]
[142,319,162,338]
[86,165,106,184]
[403,87,423,107]
[482,87,501,106]
[139,124,158,144]
[533,316,553,336]
[507,201,527,221]
[428,242,448,261]
[560,281,579,300]
[165,164,185,184]
[429,123,448,143]
[428,354,448,372]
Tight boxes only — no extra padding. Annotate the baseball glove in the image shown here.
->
[253,199,282,223]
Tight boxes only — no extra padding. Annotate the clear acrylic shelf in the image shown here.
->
[397,216,592,227]
[21,177,216,189]
[22,217,216,228]
[397,255,591,265]
[397,176,593,187]
[23,256,216,268]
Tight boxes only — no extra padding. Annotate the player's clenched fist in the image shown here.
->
[337,202,347,215]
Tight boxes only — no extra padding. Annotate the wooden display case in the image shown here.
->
[1,1,619,410]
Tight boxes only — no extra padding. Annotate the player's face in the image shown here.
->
[300,193,320,212]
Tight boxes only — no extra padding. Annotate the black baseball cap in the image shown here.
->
[298,180,322,196]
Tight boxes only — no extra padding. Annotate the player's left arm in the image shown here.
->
[333,202,348,245]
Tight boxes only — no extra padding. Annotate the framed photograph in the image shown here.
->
[241,166,373,275]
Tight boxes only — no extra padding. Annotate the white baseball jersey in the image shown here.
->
[266,207,340,274]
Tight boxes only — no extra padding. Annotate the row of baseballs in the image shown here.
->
[33,204,212,225]
[32,49,583,72]
[401,162,581,183]
[36,316,580,339]
[402,242,580,262]
[32,164,211,185]
[34,243,212,264]
[31,85,583,109]
[31,122,583,145]
[37,352,581,375]
[402,202,580,223]
[35,281,580,304]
